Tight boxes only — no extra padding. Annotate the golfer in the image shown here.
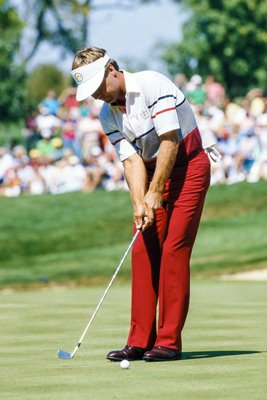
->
[71,47,210,362]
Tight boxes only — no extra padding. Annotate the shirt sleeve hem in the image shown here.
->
[120,148,137,162]
[157,124,180,136]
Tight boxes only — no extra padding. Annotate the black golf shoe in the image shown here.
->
[106,345,147,361]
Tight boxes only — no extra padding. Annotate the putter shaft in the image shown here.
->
[58,229,140,359]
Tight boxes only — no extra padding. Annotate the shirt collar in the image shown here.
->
[110,70,140,111]
[123,70,141,95]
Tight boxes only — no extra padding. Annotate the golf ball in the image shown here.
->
[120,359,130,369]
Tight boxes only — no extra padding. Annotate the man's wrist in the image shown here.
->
[148,181,164,195]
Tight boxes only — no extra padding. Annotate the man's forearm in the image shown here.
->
[123,153,147,206]
[141,130,179,228]
[149,131,179,195]
[123,153,149,230]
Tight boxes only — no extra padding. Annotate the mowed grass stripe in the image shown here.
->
[0,280,266,400]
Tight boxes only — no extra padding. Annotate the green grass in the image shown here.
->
[0,280,266,399]
[0,181,267,287]
[193,181,267,276]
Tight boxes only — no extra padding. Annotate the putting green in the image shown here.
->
[0,280,266,400]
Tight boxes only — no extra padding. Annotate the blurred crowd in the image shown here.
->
[0,89,126,197]
[176,74,267,185]
[1,74,267,197]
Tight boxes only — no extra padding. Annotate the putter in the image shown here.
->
[58,229,141,360]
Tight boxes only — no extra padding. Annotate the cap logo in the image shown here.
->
[74,72,83,83]
[71,53,110,101]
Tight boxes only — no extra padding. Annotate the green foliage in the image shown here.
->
[21,0,91,60]
[0,0,27,122]
[0,0,155,123]
[26,64,70,105]
[165,0,267,97]
[0,121,24,148]
[18,0,154,62]
[0,0,22,62]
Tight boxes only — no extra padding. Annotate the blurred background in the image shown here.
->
[1,4,266,398]
[0,0,267,287]
[1,0,267,195]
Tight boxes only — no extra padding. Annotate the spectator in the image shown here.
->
[0,147,16,183]
[0,167,21,197]
[12,145,29,166]
[246,88,266,118]
[186,74,206,106]
[61,112,82,160]
[248,113,267,182]
[77,104,105,159]
[174,73,188,94]
[41,90,61,116]
[83,147,105,192]
[35,105,61,138]
[204,75,225,107]
[58,87,80,119]
[36,129,57,158]
[23,109,41,153]
[19,151,46,195]
[46,155,87,194]
[1,78,266,197]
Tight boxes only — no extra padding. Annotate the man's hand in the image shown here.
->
[123,130,179,232]
[133,203,146,231]
[132,186,163,231]
[142,189,163,229]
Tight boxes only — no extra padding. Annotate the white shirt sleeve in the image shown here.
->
[100,106,137,161]
[145,73,184,137]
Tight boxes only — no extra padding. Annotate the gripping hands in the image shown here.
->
[134,189,163,231]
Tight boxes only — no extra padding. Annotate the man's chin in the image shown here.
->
[103,98,113,104]
[110,99,125,107]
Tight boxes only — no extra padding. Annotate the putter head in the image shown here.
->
[58,349,72,359]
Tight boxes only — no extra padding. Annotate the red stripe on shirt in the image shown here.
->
[151,107,176,119]
[112,137,125,146]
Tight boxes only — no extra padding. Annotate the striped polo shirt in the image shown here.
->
[100,70,203,163]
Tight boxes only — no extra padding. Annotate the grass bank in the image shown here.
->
[0,181,266,287]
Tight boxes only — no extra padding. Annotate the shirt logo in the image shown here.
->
[140,110,149,119]
[74,72,83,83]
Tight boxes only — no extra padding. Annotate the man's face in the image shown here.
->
[91,64,122,104]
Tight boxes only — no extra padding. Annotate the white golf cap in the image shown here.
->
[71,53,110,101]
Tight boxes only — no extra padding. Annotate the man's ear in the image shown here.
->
[108,63,117,76]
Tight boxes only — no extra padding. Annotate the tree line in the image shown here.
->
[1,0,267,124]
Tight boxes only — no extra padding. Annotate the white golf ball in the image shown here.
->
[120,359,130,369]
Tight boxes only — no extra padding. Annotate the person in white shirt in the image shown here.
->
[71,47,210,362]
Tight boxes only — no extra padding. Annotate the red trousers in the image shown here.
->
[127,150,210,351]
